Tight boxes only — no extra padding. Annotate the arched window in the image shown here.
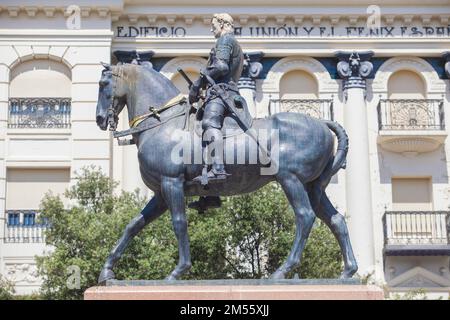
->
[10,60,71,98]
[8,60,72,129]
[279,70,318,99]
[387,70,426,99]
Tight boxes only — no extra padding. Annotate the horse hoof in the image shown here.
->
[270,270,286,280]
[165,274,178,281]
[98,268,115,285]
[340,265,358,279]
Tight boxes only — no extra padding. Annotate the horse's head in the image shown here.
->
[96,62,127,131]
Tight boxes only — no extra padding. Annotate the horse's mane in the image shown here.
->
[117,63,182,109]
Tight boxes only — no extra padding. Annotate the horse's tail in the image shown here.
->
[324,120,349,178]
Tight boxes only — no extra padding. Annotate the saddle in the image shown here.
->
[189,95,254,138]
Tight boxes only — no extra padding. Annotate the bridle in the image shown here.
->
[106,66,125,132]
[102,64,188,146]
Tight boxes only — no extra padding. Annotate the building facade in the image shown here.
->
[1,0,450,297]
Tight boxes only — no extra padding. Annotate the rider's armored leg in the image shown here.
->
[193,100,229,183]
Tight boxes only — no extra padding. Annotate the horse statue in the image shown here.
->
[95,62,358,283]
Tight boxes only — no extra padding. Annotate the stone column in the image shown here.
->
[335,51,375,277]
[238,52,264,118]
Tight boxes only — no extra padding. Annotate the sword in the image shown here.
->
[177,67,193,88]
[200,71,274,166]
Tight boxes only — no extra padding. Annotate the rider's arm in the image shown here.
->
[203,35,232,79]
[189,35,233,104]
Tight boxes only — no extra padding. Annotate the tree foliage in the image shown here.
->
[37,166,342,299]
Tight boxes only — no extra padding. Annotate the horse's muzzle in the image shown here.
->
[96,115,108,131]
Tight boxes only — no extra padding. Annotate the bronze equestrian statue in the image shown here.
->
[95,16,358,284]
[189,13,243,183]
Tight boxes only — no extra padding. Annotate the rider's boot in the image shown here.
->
[188,196,222,214]
[193,128,230,184]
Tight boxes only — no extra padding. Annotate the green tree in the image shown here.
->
[213,182,342,279]
[0,275,15,300]
[37,166,342,299]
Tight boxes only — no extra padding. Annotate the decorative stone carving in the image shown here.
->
[329,15,340,25]
[335,51,374,90]
[293,15,304,24]
[239,15,249,25]
[275,15,286,25]
[389,267,450,288]
[113,50,154,67]
[43,6,56,17]
[5,263,40,285]
[166,15,177,25]
[25,7,38,17]
[128,14,139,24]
[147,14,158,24]
[7,6,20,17]
[238,51,264,91]
[184,15,195,25]
[97,7,109,18]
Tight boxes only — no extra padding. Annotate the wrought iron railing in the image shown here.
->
[4,210,48,243]
[382,211,450,246]
[377,99,445,131]
[269,99,334,121]
[8,97,71,128]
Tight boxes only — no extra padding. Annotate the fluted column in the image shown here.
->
[335,51,375,276]
[238,51,264,118]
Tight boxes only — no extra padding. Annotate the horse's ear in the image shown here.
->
[100,62,111,70]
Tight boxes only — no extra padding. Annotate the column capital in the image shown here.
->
[238,51,264,90]
[113,50,155,68]
[335,51,374,90]
[443,51,450,79]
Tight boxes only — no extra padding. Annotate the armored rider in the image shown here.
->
[189,13,244,183]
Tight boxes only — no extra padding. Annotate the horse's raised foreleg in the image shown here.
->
[271,173,316,279]
[98,193,167,284]
[161,176,192,281]
[312,189,358,279]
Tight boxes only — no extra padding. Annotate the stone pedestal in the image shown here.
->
[84,279,384,300]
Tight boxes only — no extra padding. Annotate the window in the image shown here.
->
[392,177,432,211]
[7,212,19,226]
[23,212,36,226]
[6,168,71,210]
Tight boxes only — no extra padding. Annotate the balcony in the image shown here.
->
[382,211,450,256]
[4,210,47,243]
[377,99,447,154]
[269,98,334,120]
[8,97,71,129]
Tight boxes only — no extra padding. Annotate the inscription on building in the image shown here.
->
[115,25,450,38]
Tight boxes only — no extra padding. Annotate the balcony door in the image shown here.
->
[389,178,445,244]
[6,168,70,225]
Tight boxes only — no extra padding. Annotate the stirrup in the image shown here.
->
[192,167,230,186]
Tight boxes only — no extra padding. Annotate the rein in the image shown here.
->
[106,65,189,145]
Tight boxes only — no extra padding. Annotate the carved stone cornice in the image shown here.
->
[238,51,264,91]
[335,51,374,90]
